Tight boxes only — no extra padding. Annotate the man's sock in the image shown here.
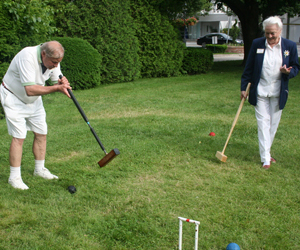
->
[35,159,45,172]
[9,166,21,180]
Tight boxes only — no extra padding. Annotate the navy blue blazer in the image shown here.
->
[241,37,299,110]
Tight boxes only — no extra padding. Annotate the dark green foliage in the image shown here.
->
[53,0,185,80]
[1,0,212,88]
[131,0,185,78]
[149,0,211,20]
[0,62,9,82]
[0,2,21,64]
[98,0,141,83]
[182,47,213,75]
[52,0,140,84]
[0,102,4,120]
[52,37,102,90]
[1,0,56,56]
[206,44,227,53]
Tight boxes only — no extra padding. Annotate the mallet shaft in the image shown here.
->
[60,75,120,167]
[60,75,107,153]
[221,82,251,154]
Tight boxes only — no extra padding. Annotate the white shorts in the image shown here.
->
[0,85,47,139]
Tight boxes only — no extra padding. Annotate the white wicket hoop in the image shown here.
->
[178,217,200,250]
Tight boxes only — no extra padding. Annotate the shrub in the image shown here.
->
[0,62,9,82]
[52,0,140,84]
[182,47,213,75]
[0,102,4,120]
[52,37,102,90]
[131,0,185,78]
[0,0,56,63]
[0,1,21,64]
[206,44,227,53]
[0,62,5,119]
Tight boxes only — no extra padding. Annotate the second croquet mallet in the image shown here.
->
[216,82,251,162]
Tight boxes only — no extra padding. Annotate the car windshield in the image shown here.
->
[222,34,233,40]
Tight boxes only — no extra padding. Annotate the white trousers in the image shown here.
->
[255,96,282,163]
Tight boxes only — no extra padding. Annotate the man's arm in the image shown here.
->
[25,77,71,98]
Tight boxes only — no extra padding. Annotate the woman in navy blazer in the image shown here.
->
[241,16,299,169]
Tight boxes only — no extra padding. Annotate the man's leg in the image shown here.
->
[33,132,58,179]
[9,137,29,190]
[32,132,47,160]
[10,137,25,167]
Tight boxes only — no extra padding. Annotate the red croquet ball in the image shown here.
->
[209,132,216,136]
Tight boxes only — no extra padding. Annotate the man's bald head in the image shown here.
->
[41,41,64,59]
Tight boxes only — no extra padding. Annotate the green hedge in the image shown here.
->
[52,37,102,90]
[0,2,20,65]
[0,102,4,120]
[206,44,227,53]
[52,0,185,81]
[182,47,213,75]
[0,62,9,82]
[52,0,140,84]
[0,0,56,64]
[131,0,184,78]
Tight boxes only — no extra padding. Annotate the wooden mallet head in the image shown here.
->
[98,148,120,167]
[216,151,227,162]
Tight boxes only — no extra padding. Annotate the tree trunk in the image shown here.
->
[239,14,261,65]
[221,1,262,65]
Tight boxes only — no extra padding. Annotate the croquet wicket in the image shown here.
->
[178,217,200,250]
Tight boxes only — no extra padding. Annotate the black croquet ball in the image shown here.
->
[67,185,76,194]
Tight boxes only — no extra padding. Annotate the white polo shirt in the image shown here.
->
[257,38,282,97]
[3,45,62,104]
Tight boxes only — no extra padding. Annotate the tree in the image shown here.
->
[214,0,300,64]
[0,0,56,63]
[51,0,141,83]
[3,0,56,48]
[131,0,185,78]
[150,0,211,20]
[0,0,56,81]
[51,0,185,82]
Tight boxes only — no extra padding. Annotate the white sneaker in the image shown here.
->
[8,177,29,190]
[34,168,58,180]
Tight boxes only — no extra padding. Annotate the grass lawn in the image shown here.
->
[0,60,300,249]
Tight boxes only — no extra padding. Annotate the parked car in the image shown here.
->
[196,33,243,47]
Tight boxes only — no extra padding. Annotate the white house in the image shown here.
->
[187,5,241,40]
[281,14,300,43]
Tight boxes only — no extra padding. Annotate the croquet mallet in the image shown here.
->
[59,75,120,167]
[216,82,251,162]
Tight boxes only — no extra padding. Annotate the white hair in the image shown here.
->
[263,16,283,31]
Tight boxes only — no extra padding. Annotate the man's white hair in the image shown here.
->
[263,16,283,31]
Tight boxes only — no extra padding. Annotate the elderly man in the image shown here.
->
[241,16,299,169]
[0,41,71,189]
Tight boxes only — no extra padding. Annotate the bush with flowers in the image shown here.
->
[185,17,197,26]
[175,17,197,26]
